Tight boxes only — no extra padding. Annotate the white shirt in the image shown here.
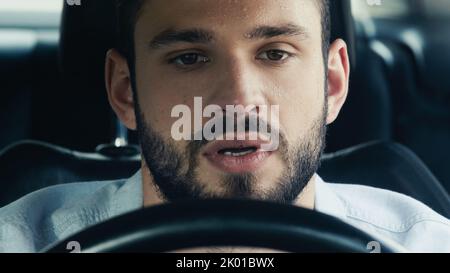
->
[315,175,450,252]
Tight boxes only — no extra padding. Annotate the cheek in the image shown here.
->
[134,59,197,137]
[269,62,325,143]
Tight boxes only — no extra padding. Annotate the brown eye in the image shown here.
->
[267,50,285,61]
[257,50,291,61]
[171,53,210,66]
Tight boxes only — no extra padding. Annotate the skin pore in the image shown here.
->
[105,0,350,252]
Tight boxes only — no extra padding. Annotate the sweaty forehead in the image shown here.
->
[135,0,321,40]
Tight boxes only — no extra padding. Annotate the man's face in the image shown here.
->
[132,0,328,202]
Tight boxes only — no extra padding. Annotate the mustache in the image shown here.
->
[188,116,285,155]
[192,116,278,142]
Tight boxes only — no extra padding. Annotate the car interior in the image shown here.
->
[0,0,449,253]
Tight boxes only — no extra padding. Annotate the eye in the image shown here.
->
[257,50,292,62]
[170,53,210,66]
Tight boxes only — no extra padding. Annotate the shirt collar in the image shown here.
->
[110,170,144,217]
[314,174,347,220]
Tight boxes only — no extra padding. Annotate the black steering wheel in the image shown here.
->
[43,199,392,253]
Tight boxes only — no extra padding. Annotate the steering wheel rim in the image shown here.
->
[44,199,391,253]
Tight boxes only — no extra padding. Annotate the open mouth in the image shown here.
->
[218,146,258,157]
[203,139,274,174]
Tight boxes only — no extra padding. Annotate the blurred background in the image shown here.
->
[0,0,449,193]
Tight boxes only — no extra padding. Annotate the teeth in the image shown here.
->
[223,150,254,157]
[219,146,258,157]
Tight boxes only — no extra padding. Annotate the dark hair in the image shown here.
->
[115,0,330,75]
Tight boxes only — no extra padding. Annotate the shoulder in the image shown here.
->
[0,179,126,252]
[327,182,450,252]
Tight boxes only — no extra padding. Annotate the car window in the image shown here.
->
[423,0,450,17]
[351,0,412,19]
[0,0,62,28]
[352,0,450,19]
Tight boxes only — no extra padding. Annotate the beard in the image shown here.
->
[135,100,327,205]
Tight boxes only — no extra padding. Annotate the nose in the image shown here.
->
[206,56,268,110]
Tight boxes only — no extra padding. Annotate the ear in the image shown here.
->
[326,39,350,125]
[105,49,137,130]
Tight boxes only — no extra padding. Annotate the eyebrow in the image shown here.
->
[245,24,309,40]
[148,23,309,49]
[149,28,214,49]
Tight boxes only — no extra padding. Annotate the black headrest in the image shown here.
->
[1,140,448,218]
[56,1,117,151]
[59,0,356,94]
[59,0,116,93]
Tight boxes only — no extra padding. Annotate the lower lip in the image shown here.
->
[204,150,272,174]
